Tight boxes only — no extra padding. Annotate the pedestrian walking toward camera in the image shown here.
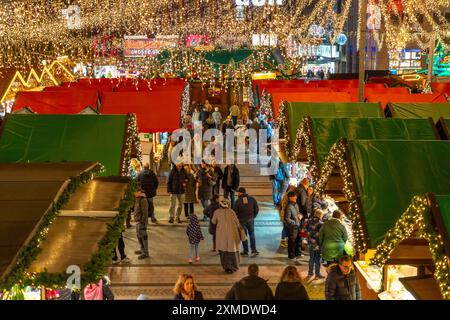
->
[325,255,361,300]
[284,191,302,264]
[133,188,149,259]
[167,162,188,224]
[137,162,159,223]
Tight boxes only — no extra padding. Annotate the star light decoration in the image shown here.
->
[371,194,450,300]
[359,0,450,53]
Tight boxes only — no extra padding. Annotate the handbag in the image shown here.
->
[236,221,247,241]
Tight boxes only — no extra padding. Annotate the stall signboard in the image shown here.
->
[124,36,177,57]
[236,0,284,5]
[186,35,214,51]
[430,42,450,76]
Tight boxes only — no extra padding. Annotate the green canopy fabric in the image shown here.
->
[0,114,127,176]
[390,103,450,122]
[312,118,437,165]
[286,102,383,144]
[435,195,450,240]
[348,140,450,247]
[204,49,254,65]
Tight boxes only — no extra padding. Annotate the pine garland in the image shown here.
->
[0,163,104,290]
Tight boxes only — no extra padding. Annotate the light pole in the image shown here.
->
[358,0,368,102]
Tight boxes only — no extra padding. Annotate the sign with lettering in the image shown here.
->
[236,0,283,5]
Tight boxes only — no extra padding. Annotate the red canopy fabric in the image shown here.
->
[271,91,352,117]
[340,86,411,102]
[12,91,99,114]
[366,92,448,109]
[431,82,450,95]
[100,90,183,133]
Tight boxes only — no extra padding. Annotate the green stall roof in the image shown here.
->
[389,103,450,122]
[286,102,383,144]
[312,118,438,165]
[348,140,450,247]
[436,195,450,241]
[0,114,128,177]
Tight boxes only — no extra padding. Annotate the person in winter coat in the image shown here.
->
[133,189,149,259]
[200,106,209,126]
[233,187,259,258]
[137,163,159,223]
[183,166,197,218]
[192,108,200,123]
[186,213,204,263]
[319,210,348,265]
[212,107,222,129]
[296,178,311,218]
[102,276,114,300]
[222,163,240,207]
[274,266,309,300]
[305,209,325,279]
[230,104,240,127]
[225,264,273,300]
[284,191,302,263]
[173,274,204,300]
[212,161,223,196]
[211,199,244,273]
[270,160,290,208]
[167,163,188,224]
[204,194,221,251]
[197,161,216,220]
[279,185,297,248]
[325,255,361,300]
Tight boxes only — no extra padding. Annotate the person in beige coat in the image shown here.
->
[211,198,246,274]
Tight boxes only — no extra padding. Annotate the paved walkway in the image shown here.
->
[108,161,326,299]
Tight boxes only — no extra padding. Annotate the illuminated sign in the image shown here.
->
[124,36,177,57]
[236,0,283,5]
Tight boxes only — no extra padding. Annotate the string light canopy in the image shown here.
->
[0,0,354,71]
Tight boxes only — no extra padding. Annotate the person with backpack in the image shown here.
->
[137,162,159,223]
[270,160,290,209]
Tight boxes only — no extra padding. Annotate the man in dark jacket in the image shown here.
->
[167,163,188,224]
[222,163,240,207]
[133,189,149,259]
[233,187,259,257]
[225,264,273,300]
[284,191,302,263]
[137,163,159,223]
[325,255,361,300]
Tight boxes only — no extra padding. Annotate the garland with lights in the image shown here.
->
[3,178,137,294]
[371,194,450,299]
[181,82,191,128]
[0,163,105,291]
[314,139,367,252]
[121,113,142,176]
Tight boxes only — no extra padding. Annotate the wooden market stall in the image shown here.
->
[368,193,450,300]
[0,114,141,177]
[314,140,450,299]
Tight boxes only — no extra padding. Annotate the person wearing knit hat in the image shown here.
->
[212,197,244,273]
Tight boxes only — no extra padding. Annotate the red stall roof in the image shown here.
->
[12,91,99,114]
[366,92,448,109]
[431,82,450,95]
[271,91,352,117]
[100,90,183,133]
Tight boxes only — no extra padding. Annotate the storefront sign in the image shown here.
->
[124,36,176,57]
[186,35,214,51]
[235,0,283,6]
[252,34,277,46]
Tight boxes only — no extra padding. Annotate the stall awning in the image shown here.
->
[12,91,99,113]
[311,118,438,165]
[285,102,383,144]
[348,140,450,247]
[388,103,450,122]
[0,162,97,280]
[273,92,353,117]
[0,114,129,176]
[100,90,183,133]
[366,93,448,109]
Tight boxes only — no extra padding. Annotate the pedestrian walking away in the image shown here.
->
[233,187,259,257]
